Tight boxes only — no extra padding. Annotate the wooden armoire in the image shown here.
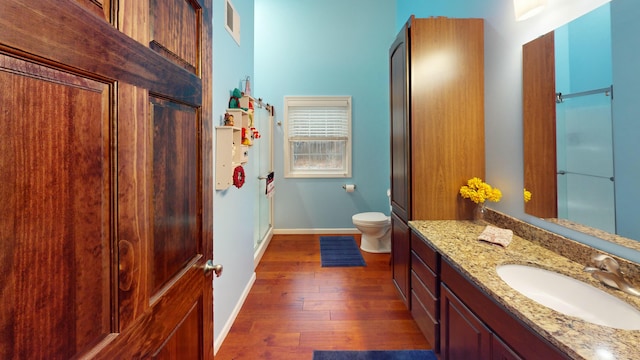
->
[389,15,485,345]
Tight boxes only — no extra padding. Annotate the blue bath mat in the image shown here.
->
[319,236,366,267]
[313,350,436,360]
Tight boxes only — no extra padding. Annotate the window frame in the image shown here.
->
[283,96,352,178]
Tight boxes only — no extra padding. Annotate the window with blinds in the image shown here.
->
[284,96,352,178]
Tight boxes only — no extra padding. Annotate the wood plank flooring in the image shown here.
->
[215,234,430,360]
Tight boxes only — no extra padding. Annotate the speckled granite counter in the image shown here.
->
[409,219,640,360]
[547,218,640,253]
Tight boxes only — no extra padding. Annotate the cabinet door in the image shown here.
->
[440,284,491,360]
[492,335,523,360]
[391,212,410,307]
[409,18,485,220]
[389,24,410,222]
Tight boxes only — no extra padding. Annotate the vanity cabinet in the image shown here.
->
[440,284,524,360]
[440,284,492,360]
[389,16,485,311]
[440,257,569,360]
[410,231,440,352]
[409,230,569,359]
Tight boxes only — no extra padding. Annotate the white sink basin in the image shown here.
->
[496,264,640,330]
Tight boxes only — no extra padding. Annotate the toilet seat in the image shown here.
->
[352,212,389,226]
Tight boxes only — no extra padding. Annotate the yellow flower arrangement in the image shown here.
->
[524,188,532,203]
[459,177,502,204]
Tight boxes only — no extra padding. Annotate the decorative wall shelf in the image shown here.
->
[215,125,248,190]
[216,96,256,190]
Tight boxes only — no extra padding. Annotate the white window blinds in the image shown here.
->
[284,96,352,178]
[288,106,349,139]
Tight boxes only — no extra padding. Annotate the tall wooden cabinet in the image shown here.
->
[389,16,485,349]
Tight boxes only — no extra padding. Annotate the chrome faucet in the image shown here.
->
[584,254,640,297]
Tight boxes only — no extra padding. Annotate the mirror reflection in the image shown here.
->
[523,0,640,242]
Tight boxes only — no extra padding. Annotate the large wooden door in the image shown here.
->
[0,0,213,359]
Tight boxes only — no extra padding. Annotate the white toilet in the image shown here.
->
[352,190,391,253]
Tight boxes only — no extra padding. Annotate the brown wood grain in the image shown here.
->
[392,213,411,307]
[0,0,201,106]
[150,0,200,73]
[150,96,199,293]
[200,2,214,359]
[0,54,112,359]
[215,234,430,360]
[410,231,440,352]
[389,23,410,223]
[410,17,485,220]
[523,32,558,219]
[440,284,492,360]
[1,0,213,358]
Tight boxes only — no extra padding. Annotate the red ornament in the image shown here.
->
[232,165,245,188]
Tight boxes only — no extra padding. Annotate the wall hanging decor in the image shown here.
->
[232,165,245,188]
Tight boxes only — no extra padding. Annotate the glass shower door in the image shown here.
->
[253,106,273,251]
[556,90,615,232]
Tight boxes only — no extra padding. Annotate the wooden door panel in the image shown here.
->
[75,0,113,21]
[151,97,200,293]
[150,0,200,74]
[91,264,206,359]
[0,55,112,359]
[0,0,201,106]
[441,285,491,360]
[391,213,410,307]
[389,28,410,222]
[153,301,202,359]
[116,83,152,331]
[0,0,213,358]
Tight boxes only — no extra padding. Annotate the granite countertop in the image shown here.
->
[409,220,640,360]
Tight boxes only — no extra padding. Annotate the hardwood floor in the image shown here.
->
[215,234,430,360]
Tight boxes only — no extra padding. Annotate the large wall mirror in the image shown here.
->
[523,0,640,243]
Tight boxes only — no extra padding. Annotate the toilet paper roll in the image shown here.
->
[344,184,356,193]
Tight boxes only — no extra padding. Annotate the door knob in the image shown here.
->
[204,260,223,277]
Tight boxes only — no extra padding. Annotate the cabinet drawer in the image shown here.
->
[411,251,438,295]
[411,290,439,351]
[411,270,438,318]
[411,231,439,271]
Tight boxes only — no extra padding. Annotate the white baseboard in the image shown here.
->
[254,227,273,269]
[213,272,256,355]
[273,228,360,235]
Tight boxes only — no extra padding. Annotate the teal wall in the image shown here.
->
[396,0,488,26]
[254,0,396,230]
[212,0,256,350]
[564,4,612,93]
